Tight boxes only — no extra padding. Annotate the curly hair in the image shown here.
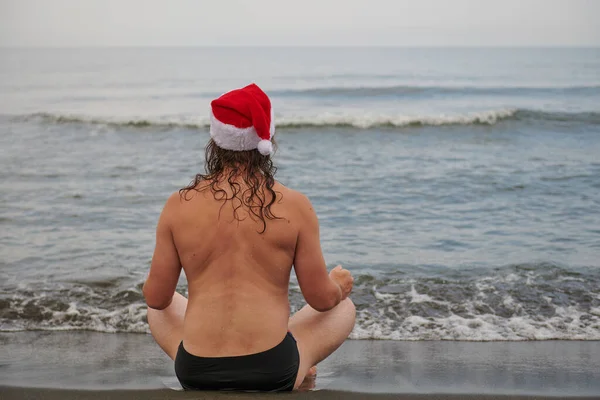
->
[179,138,280,233]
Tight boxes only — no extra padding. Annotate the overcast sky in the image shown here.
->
[1,0,599,47]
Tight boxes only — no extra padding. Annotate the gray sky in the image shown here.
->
[1,0,599,47]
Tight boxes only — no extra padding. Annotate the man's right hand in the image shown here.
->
[329,265,354,300]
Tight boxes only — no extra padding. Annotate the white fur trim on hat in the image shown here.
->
[210,109,260,151]
[209,108,275,155]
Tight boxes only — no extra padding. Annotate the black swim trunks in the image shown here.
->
[174,332,300,392]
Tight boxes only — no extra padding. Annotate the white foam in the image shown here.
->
[26,108,519,131]
[373,288,396,302]
[502,295,514,307]
[278,108,518,129]
[4,267,599,342]
[5,295,600,340]
[350,303,600,341]
[2,294,150,334]
[408,284,445,304]
[345,268,600,341]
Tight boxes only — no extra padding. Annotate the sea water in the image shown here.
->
[1,47,599,340]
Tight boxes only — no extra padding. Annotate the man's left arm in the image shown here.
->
[143,193,182,310]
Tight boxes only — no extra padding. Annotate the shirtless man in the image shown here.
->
[143,84,355,391]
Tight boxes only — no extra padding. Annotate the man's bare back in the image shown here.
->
[165,180,302,357]
[144,177,350,357]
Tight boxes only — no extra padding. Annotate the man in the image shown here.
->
[143,83,355,391]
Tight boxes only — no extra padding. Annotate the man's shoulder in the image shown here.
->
[274,181,310,206]
[166,190,184,205]
[274,182,315,219]
[162,190,189,215]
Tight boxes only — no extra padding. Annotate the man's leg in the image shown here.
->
[147,291,187,360]
[288,298,356,390]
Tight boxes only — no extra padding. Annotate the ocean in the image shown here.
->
[0,47,599,341]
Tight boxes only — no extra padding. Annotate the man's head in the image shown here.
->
[202,82,277,181]
[180,84,279,233]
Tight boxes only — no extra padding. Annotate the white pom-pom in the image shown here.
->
[257,139,273,156]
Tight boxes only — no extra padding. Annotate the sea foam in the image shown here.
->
[2,264,599,341]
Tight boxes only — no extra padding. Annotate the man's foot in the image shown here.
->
[298,366,317,391]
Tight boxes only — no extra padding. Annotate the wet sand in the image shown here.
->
[2,386,599,400]
[1,332,599,399]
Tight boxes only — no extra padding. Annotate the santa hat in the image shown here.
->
[209,83,274,156]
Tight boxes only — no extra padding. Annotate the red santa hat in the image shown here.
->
[209,83,274,156]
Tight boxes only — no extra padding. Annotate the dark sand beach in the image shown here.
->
[1,332,599,399]
[3,386,600,400]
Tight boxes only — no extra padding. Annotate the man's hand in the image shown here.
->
[329,265,353,300]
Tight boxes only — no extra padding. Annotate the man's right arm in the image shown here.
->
[292,193,347,312]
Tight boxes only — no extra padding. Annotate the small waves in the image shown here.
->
[15,113,205,130]
[2,263,599,341]
[271,84,600,98]
[13,109,600,131]
[0,283,148,334]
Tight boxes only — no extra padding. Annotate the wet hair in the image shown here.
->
[179,138,280,233]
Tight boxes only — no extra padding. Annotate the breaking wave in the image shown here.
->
[2,263,599,341]
[13,109,600,131]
